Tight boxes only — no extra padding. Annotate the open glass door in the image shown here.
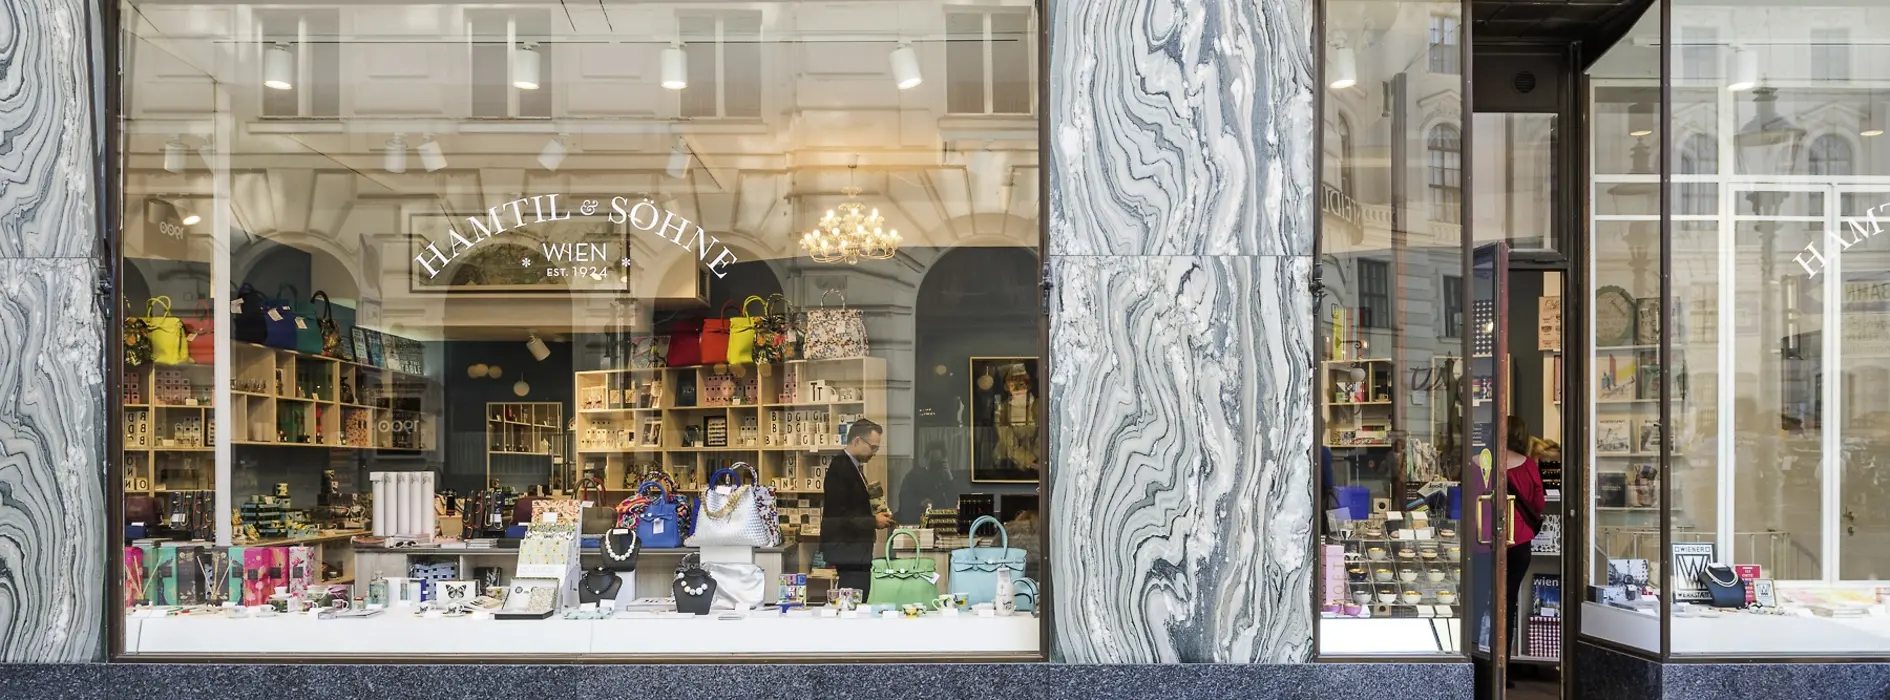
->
[1466,242,1512,696]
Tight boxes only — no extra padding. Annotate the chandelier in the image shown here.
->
[800,165,900,264]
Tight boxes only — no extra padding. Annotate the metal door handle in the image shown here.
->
[1476,494,1494,545]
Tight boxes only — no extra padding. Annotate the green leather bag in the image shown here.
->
[867,529,939,607]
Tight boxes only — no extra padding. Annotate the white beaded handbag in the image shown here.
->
[684,462,781,548]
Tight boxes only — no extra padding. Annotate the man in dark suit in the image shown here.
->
[822,419,894,597]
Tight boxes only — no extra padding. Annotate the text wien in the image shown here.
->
[412,194,739,279]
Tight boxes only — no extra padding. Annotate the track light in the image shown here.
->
[163,136,187,173]
[668,138,690,179]
[1865,103,1885,138]
[264,43,295,90]
[661,44,687,90]
[513,43,541,90]
[526,333,550,362]
[1329,45,1357,90]
[889,42,922,90]
[538,135,568,171]
[384,134,408,174]
[175,201,201,226]
[1727,48,1757,92]
[418,135,447,172]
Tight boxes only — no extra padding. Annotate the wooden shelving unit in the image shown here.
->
[229,342,435,452]
[122,363,215,495]
[1322,358,1397,448]
[486,402,566,490]
[573,358,887,509]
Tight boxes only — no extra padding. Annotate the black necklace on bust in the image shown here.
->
[581,569,621,598]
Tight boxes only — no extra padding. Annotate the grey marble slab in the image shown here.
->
[0,662,1471,700]
[1573,641,1663,700]
[0,258,106,662]
[1047,0,1315,257]
[1046,255,1314,663]
[0,0,100,259]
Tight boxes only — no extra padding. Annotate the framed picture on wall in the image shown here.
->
[969,357,1041,483]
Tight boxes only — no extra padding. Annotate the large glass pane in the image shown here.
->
[118,0,1045,659]
[1582,4,1666,654]
[1471,113,1559,252]
[1317,0,1468,657]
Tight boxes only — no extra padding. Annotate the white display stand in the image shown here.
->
[125,613,1041,656]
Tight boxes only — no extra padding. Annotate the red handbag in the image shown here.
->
[184,299,215,364]
[698,303,733,366]
[665,319,704,367]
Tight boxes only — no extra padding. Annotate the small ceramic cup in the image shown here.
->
[1403,590,1423,605]
[1428,570,1447,583]
[1348,567,1368,582]
[1377,591,1399,604]
[1399,570,1419,583]
[1447,547,1462,562]
[1367,548,1388,561]
[1419,548,1439,560]
[1437,590,1458,605]
[1397,549,1417,559]
[1374,569,1395,582]
[1342,603,1364,616]
[1354,591,1373,605]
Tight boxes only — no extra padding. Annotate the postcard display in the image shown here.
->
[502,503,582,618]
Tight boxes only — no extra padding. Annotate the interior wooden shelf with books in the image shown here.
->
[1321,358,1397,449]
[572,358,887,505]
[1592,344,1679,524]
[228,342,436,452]
[486,402,566,490]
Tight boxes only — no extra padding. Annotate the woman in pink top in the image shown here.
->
[1503,415,1547,678]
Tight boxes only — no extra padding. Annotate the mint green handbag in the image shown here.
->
[867,529,939,607]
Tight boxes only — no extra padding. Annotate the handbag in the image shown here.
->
[184,298,215,364]
[700,309,731,366]
[754,293,798,365]
[231,284,269,344]
[124,297,155,366]
[598,528,641,572]
[311,291,347,359]
[142,297,191,366]
[673,554,717,615]
[949,515,1028,605]
[803,290,868,360]
[867,528,940,607]
[632,480,684,548]
[702,561,767,610]
[665,319,704,367]
[726,296,768,366]
[685,463,781,547]
[1013,577,1040,612]
[262,284,301,349]
[1702,563,1746,608]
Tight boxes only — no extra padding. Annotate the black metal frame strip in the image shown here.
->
[1308,0,1327,661]
[1657,0,1674,663]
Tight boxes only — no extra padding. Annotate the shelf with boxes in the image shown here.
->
[228,342,436,452]
[571,358,887,513]
[122,363,216,495]
[1322,359,1397,448]
[487,402,568,490]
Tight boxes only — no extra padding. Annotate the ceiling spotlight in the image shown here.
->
[384,134,408,174]
[661,43,688,90]
[667,138,691,179]
[513,43,541,90]
[1329,45,1358,90]
[538,135,568,171]
[1727,47,1757,92]
[263,43,295,90]
[175,201,201,226]
[418,135,447,172]
[889,42,922,90]
[1627,101,1654,137]
[527,333,551,361]
[163,136,187,173]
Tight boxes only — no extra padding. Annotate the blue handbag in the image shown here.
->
[948,515,1027,605]
[262,284,301,349]
[1013,576,1039,612]
[634,480,684,548]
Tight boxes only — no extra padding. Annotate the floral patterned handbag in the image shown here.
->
[753,293,798,365]
[802,290,868,360]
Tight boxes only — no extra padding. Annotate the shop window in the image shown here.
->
[1679,27,1717,82]
[1357,259,1391,328]
[1428,124,1462,224]
[1811,28,1852,82]
[115,0,1043,661]
[1337,115,1357,196]
[1442,274,1462,338]
[1428,16,1459,75]
[1679,133,1717,215]
[1808,134,1854,176]
[681,12,764,119]
[946,10,1032,115]
[257,9,341,118]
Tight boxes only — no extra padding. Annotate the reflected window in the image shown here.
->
[1357,259,1391,328]
[1442,274,1462,338]
[1680,133,1718,215]
[1428,15,1459,75]
[1428,124,1462,223]
[1809,134,1854,176]
[681,12,765,119]
[1812,28,1852,82]
[946,10,1032,115]
[1680,27,1717,82]
[1334,114,1357,195]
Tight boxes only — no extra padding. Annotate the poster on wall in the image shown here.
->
[969,357,1041,483]
[1670,542,1716,603]
[409,209,629,294]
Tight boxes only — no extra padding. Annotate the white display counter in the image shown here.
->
[124,610,1040,656]
[1582,601,1890,656]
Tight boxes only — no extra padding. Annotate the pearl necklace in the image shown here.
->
[603,531,638,561]
[678,575,710,596]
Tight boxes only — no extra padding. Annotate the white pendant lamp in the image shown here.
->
[418,135,447,172]
[1727,47,1757,92]
[1329,47,1358,90]
[889,42,922,90]
[667,138,691,179]
[384,134,408,174]
[661,44,688,90]
[538,136,568,171]
[263,43,295,90]
[1628,101,1655,137]
[513,43,541,90]
[163,136,188,173]
[1864,103,1886,137]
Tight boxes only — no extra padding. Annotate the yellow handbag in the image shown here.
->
[726,295,767,366]
[142,297,191,366]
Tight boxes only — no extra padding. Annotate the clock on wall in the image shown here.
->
[1595,286,1637,348]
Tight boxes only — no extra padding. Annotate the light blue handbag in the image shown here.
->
[948,515,1027,606]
